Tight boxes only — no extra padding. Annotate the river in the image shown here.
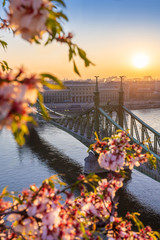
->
[0,108,160,231]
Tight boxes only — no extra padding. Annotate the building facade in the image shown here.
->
[42,80,128,109]
[42,78,160,112]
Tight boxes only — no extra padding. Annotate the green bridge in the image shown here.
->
[37,77,160,182]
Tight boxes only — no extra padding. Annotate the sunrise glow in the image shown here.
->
[132,53,150,69]
[1,0,160,78]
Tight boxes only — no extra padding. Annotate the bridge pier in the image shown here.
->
[84,151,107,174]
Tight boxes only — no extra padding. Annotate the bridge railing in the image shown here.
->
[37,103,160,159]
[122,106,160,155]
[44,107,96,147]
[98,106,160,182]
[98,106,160,160]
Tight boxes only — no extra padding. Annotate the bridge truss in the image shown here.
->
[36,77,160,182]
[37,103,160,182]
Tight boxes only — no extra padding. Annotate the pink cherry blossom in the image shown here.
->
[8,0,51,41]
[98,151,125,172]
[42,208,61,228]
[0,70,42,130]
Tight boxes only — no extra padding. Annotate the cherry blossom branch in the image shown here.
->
[0,222,26,240]
[0,210,26,217]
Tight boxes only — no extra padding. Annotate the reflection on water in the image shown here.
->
[0,109,160,231]
[118,171,160,231]
[25,127,83,185]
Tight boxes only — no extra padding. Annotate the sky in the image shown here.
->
[1,0,160,80]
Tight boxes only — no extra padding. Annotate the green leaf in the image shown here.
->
[44,16,62,44]
[11,121,27,146]
[32,36,41,44]
[116,129,123,133]
[40,73,64,88]
[94,131,99,141]
[46,15,64,36]
[55,11,68,21]
[86,173,101,183]
[129,212,144,231]
[48,9,68,21]
[73,60,81,76]
[0,39,7,50]
[69,46,76,61]
[22,115,37,126]
[11,121,18,133]
[16,237,23,240]
[58,181,67,186]
[38,92,50,120]
[17,132,25,146]
[2,60,10,70]
[20,124,29,135]
[145,153,157,169]
[3,0,6,6]
[77,47,94,67]
[80,223,89,240]
[154,231,160,239]
[78,47,87,59]
[147,232,157,240]
[87,144,93,152]
[98,194,104,200]
[45,35,54,45]
[69,47,73,61]
[49,175,59,181]
[1,186,8,195]
[12,196,23,204]
[102,137,110,141]
[1,63,5,71]
[0,60,10,72]
[49,181,55,189]
[15,134,25,146]
[42,80,63,90]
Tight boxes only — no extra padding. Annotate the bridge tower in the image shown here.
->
[94,76,100,135]
[118,76,124,128]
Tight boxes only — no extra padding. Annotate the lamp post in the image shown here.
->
[118,76,124,128]
[94,76,100,134]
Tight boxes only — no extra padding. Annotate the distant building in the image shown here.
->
[65,81,95,103]
[42,79,128,109]
[42,77,160,112]
[43,88,71,103]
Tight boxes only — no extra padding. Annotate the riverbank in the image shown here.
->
[46,101,160,113]
[125,101,160,110]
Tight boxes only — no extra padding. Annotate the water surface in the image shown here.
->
[0,108,160,231]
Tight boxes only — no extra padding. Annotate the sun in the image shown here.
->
[132,53,150,69]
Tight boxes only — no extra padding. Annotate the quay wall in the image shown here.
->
[125,101,160,110]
